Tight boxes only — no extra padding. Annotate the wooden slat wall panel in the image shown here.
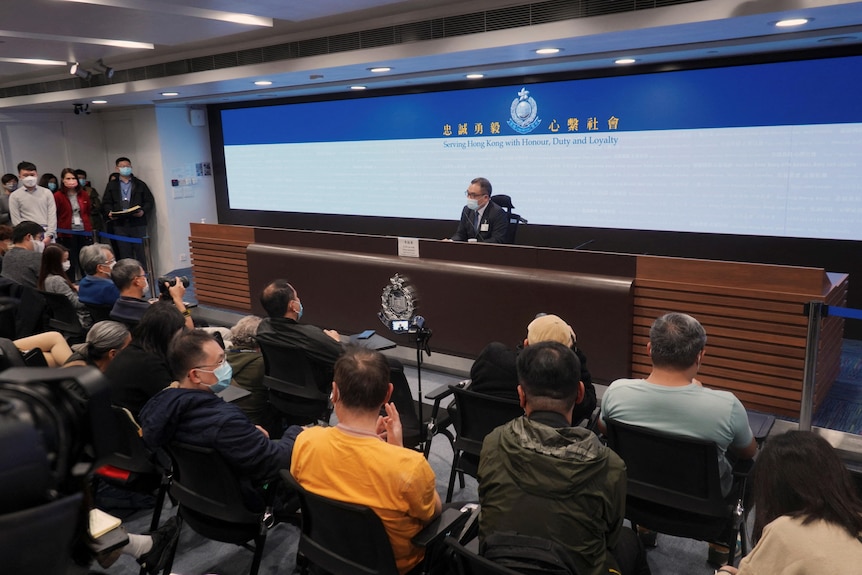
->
[188,224,255,312]
[633,257,847,418]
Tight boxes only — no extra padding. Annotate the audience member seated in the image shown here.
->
[0,220,44,287]
[77,243,119,306]
[291,347,442,575]
[598,312,757,566]
[37,243,92,328]
[110,259,193,330]
[0,224,12,271]
[140,329,301,511]
[226,315,282,437]
[716,431,862,575]
[64,320,131,372]
[468,313,596,424]
[478,341,650,575]
[256,279,345,393]
[105,302,186,417]
[13,330,73,366]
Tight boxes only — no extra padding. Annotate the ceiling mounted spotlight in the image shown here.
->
[93,58,114,79]
[72,65,91,80]
[69,62,79,74]
[73,103,90,116]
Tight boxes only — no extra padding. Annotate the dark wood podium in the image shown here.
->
[189,223,846,417]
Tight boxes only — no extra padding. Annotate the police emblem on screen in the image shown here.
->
[507,87,541,134]
[378,273,417,328]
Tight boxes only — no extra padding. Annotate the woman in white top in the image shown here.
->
[37,243,92,328]
[717,430,862,575]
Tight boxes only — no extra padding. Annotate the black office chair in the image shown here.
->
[446,533,579,575]
[258,339,331,426]
[84,302,114,323]
[489,195,527,244]
[388,368,454,457]
[283,471,470,575]
[39,290,86,343]
[0,492,84,574]
[437,384,523,502]
[93,406,171,533]
[162,442,277,575]
[604,419,749,565]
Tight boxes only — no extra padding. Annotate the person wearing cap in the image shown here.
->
[477,342,651,575]
[467,313,596,425]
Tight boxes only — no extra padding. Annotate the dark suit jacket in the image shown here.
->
[101,176,155,227]
[451,199,509,243]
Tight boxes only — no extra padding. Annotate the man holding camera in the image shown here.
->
[109,258,193,329]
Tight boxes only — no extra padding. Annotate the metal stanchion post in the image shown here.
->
[143,236,157,298]
[799,300,823,431]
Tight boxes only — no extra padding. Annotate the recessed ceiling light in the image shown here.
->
[615,58,637,65]
[0,57,67,66]
[91,100,107,104]
[254,80,272,86]
[161,92,179,96]
[775,18,810,28]
[369,67,391,73]
[535,48,560,55]
[466,73,484,79]
[350,86,366,90]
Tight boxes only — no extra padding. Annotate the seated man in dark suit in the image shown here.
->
[449,177,509,243]
[256,279,344,393]
[468,313,596,425]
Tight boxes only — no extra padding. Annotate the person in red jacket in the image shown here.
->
[54,167,93,281]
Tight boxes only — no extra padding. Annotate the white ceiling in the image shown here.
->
[1,0,861,111]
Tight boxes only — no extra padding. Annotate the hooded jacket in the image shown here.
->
[478,412,626,575]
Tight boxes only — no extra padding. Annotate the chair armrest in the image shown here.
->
[425,383,455,402]
[411,507,472,548]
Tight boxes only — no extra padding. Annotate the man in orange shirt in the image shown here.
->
[290,347,441,574]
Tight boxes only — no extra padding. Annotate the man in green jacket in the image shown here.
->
[478,341,650,575]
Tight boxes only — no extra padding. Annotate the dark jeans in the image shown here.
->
[58,233,92,281]
[111,222,147,265]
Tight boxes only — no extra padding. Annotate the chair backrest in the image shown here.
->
[0,492,84,575]
[282,470,400,575]
[97,406,162,475]
[83,302,114,323]
[257,339,329,424]
[257,339,318,387]
[167,441,260,525]
[0,337,26,372]
[451,384,523,458]
[10,284,50,338]
[489,195,524,244]
[39,290,85,336]
[604,419,726,517]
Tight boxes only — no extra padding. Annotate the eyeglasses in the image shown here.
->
[194,358,226,371]
[465,190,486,199]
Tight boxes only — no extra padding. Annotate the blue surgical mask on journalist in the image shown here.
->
[119,166,133,177]
[466,198,479,211]
[202,362,233,394]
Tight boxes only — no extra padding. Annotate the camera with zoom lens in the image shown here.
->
[158,275,190,297]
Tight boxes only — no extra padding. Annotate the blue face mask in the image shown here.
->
[48,182,57,191]
[119,166,133,177]
[201,361,233,394]
[78,178,87,187]
[466,198,479,211]
[295,301,304,320]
